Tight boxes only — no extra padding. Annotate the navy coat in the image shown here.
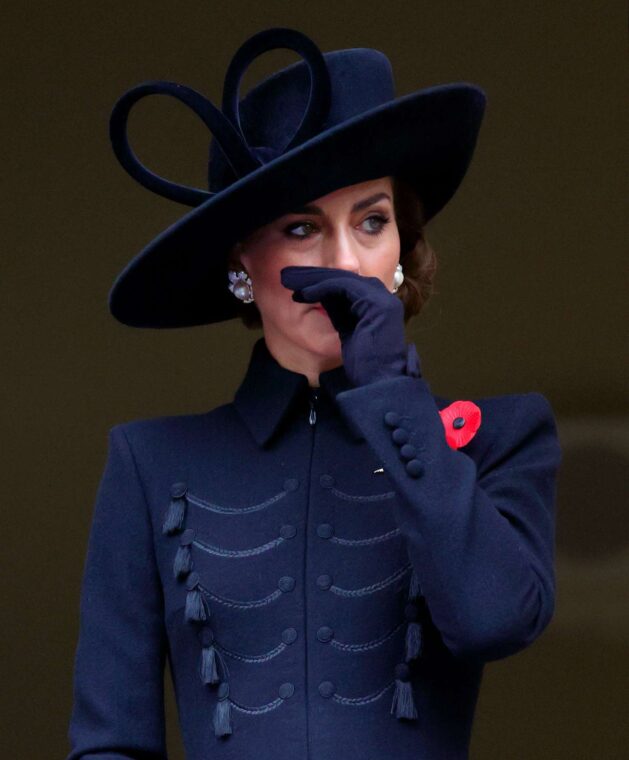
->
[66,336,562,759]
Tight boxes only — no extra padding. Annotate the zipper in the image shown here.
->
[304,386,319,758]
[308,388,319,426]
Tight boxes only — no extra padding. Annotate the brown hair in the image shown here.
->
[229,175,437,329]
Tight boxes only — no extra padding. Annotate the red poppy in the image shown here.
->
[438,401,481,449]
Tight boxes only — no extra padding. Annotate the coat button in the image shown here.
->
[391,427,409,445]
[395,663,411,681]
[399,443,417,461]
[186,571,200,590]
[200,627,215,646]
[316,574,332,590]
[319,474,335,488]
[179,527,195,546]
[405,459,425,478]
[170,481,187,498]
[280,524,297,539]
[317,523,334,539]
[404,603,419,621]
[279,682,295,699]
[282,627,297,644]
[217,681,230,699]
[384,411,400,428]
[278,576,295,592]
[316,626,334,642]
[318,680,335,698]
[284,478,299,491]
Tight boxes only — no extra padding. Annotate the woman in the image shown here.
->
[66,26,562,760]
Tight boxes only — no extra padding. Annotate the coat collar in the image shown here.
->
[232,337,358,448]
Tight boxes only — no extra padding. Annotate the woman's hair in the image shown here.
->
[230,175,437,329]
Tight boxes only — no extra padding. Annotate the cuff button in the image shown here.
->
[405,459,425,478]
[391,427,409,445]
[399,443,417,461]
[384,411,401,427]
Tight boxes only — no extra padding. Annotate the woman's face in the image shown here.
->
[232,176,400,372]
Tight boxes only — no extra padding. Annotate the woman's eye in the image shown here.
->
[283,213,390,240]
[362,214,390,235]
[285,221,316,239]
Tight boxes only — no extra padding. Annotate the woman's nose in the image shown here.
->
[323,228,361,274]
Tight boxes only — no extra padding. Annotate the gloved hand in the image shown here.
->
[280,266,422,387]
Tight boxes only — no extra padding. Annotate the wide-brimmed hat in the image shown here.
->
[108,26,486,329]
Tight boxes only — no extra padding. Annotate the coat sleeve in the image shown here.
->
[335,374,562,663]
[66,424,168,760]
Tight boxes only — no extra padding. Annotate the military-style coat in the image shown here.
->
[66,336,562,760]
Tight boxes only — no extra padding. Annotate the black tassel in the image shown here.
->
[199,628,221,685]
[173,528,195,579]
[213,682,232,737]
[404,602,423,661]
[408,567,421,601]
[391,663,418,720]
[162,481,187,535]
[202,645,221,685]
[184,572,208,622]
[405,622,423,661]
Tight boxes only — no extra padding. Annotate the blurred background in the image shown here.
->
[2,2,627,757]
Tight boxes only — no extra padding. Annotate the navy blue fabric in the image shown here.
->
[66,337,562,759]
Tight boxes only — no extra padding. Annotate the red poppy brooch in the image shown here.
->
[438,401,482,449]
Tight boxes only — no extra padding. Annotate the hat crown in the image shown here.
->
[208,48,396,192]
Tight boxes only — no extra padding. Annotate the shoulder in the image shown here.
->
[434,389,557,430]
[433,389,562,475]
[108,402,239,454]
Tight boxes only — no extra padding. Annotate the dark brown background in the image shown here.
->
[3,2,627,758]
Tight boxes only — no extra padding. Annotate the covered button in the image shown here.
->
[278,576,295,592]
[217,681,230,700]
[405,459,425,478]
[318,680,335,698]
[279,682,295,699]
[395,663,411,681]
[391,427,409,445]
[186,571,201,590]
[170,481,187,499]
[283,478,299,491]
[319,474,335,488]
[282,627,297,644]
[200,627,215,646]
[280,524,297,539]
[316,574,332,590]
[384,411,401,428]
[404,603,419,621]
[317,626,334,643]
[399,443,417,461]
[317,523,334,539]
[180,528,195,546]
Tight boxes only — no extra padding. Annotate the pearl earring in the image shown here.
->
[227,269,254,303]
[392,263,404,293]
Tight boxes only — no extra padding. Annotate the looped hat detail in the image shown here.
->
[107,26,486,329]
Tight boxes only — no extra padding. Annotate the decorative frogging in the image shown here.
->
[162,476,426,737]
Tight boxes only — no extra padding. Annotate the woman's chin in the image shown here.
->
[302,322,341,355]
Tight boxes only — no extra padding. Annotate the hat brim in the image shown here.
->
[109,82,485,328]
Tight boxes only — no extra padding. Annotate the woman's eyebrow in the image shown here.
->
[287,192,392,216]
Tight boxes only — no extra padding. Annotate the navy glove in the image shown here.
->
[280,266,422,387]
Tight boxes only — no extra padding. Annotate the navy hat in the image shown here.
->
[108,26,486,329]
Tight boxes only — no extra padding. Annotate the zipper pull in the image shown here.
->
[308,389,319,426]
